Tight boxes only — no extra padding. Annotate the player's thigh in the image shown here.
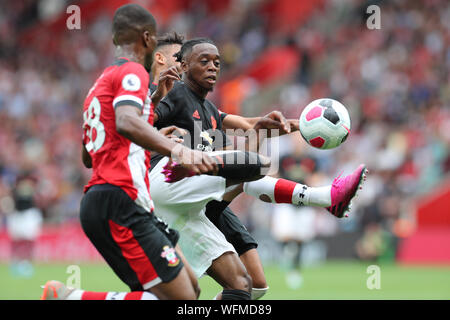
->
[176,211,237,279]
[206,204,258,256]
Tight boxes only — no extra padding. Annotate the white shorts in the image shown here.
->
[7,208,43,240]
[149,156,236,278]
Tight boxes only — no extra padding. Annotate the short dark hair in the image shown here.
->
[156,32,185,50]
[174,38,215,62]
[112,4,156,45]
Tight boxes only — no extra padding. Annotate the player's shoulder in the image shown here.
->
[113,58,146,71]
[204,98,219,114]
[111,58,149,81]
[108,59,149,94]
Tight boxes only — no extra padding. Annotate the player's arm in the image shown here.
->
[287,119,299,132]
[115,105,217,174]
[222,111,291,152]
[159,125,186,144]
[222,113,299,134]
[150,66,181,112]
[222,114,261,131]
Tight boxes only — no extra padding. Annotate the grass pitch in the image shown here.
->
[0,261,449,300]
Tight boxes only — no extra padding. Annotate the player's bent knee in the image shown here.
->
[236,271,253,292]
[223,269,252,292]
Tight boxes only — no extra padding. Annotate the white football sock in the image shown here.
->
[243,176,331,207]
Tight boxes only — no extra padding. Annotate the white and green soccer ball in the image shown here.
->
[299,98,351,150]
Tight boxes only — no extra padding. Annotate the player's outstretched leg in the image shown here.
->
[163,150,270,185]
[243,164,368,218]
[40,280,158,300]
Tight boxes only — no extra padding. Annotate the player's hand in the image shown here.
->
[182,149,218,175]
[151,66,182,105]
[164,147,218,182]
[287,119,299,132]
[253,111,291,137]
[159,125,186,144]
[171,146,218,173]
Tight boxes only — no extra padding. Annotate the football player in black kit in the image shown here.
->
[149,37,367,300]
[149,38,288,300]
[150,34,271,299]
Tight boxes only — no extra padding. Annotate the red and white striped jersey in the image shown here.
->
[82,57,154,212]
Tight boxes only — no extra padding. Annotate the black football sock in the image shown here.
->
[221,289,251,300]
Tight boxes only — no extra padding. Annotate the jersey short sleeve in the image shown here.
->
[154,99,175,127]
[218,109,228,123]
[112,62,150,110]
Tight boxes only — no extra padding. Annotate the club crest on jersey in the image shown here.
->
[161,245,179,267]
[122,73,141,92]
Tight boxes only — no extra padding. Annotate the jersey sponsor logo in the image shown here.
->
[122,73,141,92]
[197,144,213,152]
[161,245,180,267]
[200,131,213,146]
[192,110,200,119]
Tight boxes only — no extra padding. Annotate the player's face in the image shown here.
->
[184,43,220,92]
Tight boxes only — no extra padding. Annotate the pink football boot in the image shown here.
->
[327,164,368,218]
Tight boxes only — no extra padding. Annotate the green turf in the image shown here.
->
[0,261,449,300]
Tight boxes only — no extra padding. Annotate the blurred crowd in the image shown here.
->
[0,0,448,264]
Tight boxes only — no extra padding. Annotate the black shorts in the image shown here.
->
[80,184,183,291]
[205,200,258,256]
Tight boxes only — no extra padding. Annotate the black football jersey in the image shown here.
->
[151,81,230,169]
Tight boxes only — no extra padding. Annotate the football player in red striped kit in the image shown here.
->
[41,4,219,300]
[41,4,279,301]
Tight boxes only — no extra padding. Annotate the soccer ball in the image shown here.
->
[299,98,351,150]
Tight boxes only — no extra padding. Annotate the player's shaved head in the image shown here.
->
[112,4,157,46]
[174,38,215,62]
